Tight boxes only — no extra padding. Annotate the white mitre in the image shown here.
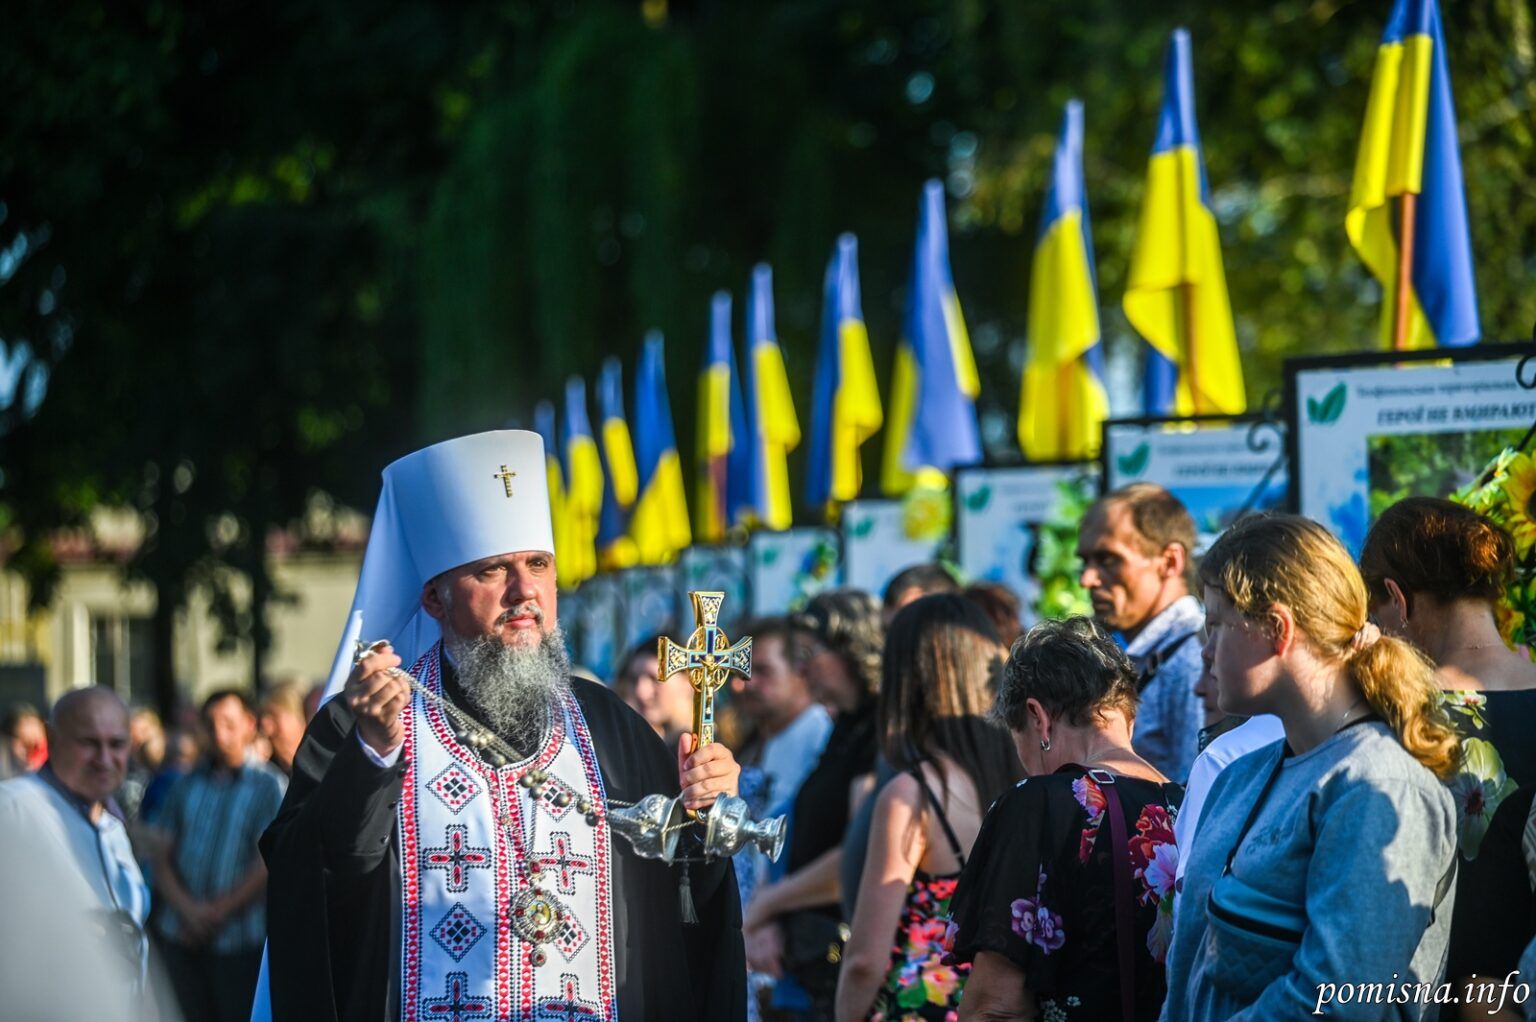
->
[319,429,555,700]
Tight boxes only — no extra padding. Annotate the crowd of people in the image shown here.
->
[0,680,320,1020]
[4,478,1536,1020]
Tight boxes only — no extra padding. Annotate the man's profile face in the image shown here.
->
[50,698,130,805]
[737,634,807,728]
[1076,502,1179,633]
[425,550,558,647]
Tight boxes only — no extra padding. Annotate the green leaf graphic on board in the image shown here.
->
[965,485,992,511]
[1307,383,1347,424]
[1116,442,1151,478]
[760,546,779,567]
[849,516,874,538]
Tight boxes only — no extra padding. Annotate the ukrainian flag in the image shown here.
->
[881,179,981,495]
[1346,0,1479,350]
[742,264,801,531]
[1019,100,1110,462]
[631,331,691,563]
[596,357,639,569]
[1124,29,1246,417]
[806,233,882,517]
[695,291,750,541]
[533,400,573,583]
[562,376,603,587]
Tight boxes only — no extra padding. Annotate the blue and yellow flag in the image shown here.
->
[631,331,691,563]
[881,180,981,494]
[1347,0,1479,350]
[596,357,639,569]
[695,291,750,541]
[1124,29,1246,417]
[1019,100,1110,462]
[806,233,882,517]
[533,400,573,583]
[562,376,603,587]
[742,264,801,531]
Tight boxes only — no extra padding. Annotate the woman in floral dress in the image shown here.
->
[946,618,1181,1022]
[834,595,1022,1022]
[1361,497,1536,1010]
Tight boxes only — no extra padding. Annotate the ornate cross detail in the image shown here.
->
[422,971,493,1021]
[530,832,594,895]
[423,825,491,894]
[658,591,752,748]
[535,974,601,1021]
[493,464,517,498]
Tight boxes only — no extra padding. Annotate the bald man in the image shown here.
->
[0,686,153,1019]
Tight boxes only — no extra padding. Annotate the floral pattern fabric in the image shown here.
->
[945,768,1184,1022]
[1440,690,1523,860]
[1434,688,1536,989]
[870,872,966,1022]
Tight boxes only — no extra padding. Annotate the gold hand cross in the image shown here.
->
[658,591,752,748]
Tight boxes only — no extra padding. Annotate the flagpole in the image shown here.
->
[1182,282,1198,413]
[1057,362,1072,459]
[1393,192,1418,351]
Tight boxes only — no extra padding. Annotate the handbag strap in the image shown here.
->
[1221,745,1288,876]
[1134,631,1199,693]
[1089,768,1137,1022]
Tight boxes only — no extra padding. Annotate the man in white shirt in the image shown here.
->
[735,618,833,820]
[0,686,154,1020]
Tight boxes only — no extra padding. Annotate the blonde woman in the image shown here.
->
[1164,513,1461,1021]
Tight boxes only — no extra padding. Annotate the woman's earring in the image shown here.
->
[1039,737,1052,752]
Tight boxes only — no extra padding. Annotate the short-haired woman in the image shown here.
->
[834,595,1021,1021]
[947,617,1180,1022]
[1361,496,1536,1014]
[1164,513,1460,1020]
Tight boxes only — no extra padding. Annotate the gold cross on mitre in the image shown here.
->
[492,464,517,498]
[658,591,752,748]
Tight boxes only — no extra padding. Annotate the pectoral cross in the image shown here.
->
[658,591,752,749]
[493,464,517,498]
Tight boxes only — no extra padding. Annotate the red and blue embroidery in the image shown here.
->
[424,825,492,893]
[428,903,488,963]
[399,642,616,1022]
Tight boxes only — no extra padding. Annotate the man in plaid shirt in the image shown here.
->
[152,688,285,1022]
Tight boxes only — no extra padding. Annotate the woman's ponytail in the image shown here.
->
[1349,634,1462,780]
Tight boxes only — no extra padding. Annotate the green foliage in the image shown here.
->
[1367,428,1528,520]
[1033,476,1096,620]
[4,0,1535,699]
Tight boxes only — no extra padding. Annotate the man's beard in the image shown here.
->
[444,623,572,755]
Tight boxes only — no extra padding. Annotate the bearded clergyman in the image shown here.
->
[257,431,746,1021]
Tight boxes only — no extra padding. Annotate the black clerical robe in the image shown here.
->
[259,672,745,1022]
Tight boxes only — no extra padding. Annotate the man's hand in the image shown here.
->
[744,921,784,978]
[676,733,740,811]
[178,900,224,945]
[346,643,411,757]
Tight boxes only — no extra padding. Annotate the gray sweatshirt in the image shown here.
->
[1162,721,1457,1021]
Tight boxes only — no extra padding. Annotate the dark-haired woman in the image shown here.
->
[1362,496,1536,1016]
[947,618,1180,1022]
[834,595,1021,1022]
